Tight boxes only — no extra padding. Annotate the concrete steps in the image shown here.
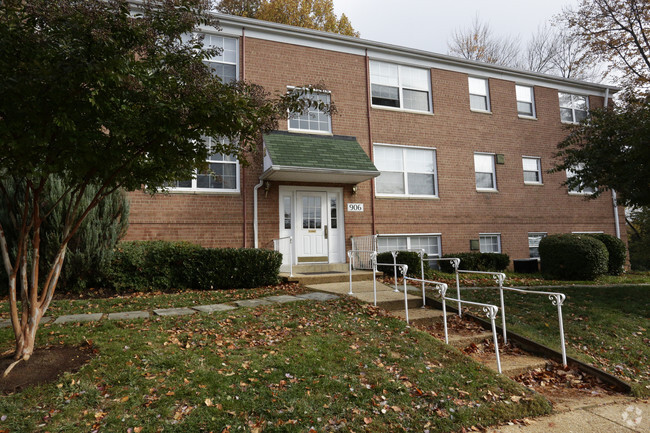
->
[391,307,445,327]
[281,264,375,285]
[473,352,549,377]
[447,331,495,348]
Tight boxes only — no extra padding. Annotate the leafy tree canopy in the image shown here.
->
[553,98,650,208]
[216,0,359,37]
[0,0,324,367]
[562,0,650,92]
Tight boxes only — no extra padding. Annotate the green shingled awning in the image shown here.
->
[262,131,379,184]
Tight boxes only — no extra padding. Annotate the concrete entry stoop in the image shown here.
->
[281,263,375,285]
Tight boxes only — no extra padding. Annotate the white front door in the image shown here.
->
[296,191,329,262]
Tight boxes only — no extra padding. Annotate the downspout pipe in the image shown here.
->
[604,88,621,239]
[253,178,264,248]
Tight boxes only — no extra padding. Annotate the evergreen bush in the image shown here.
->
[438,252,510,273]
[539,234,608,280]
[587,233,627,275]
[0,178,129,293]
[376,251,424,277]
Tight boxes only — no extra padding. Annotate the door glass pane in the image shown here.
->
[330,197,337,229]
[302,196,321,229]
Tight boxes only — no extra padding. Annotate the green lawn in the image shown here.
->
[0,283,307,320]
[0,297,551,432]
[456,285,650,397]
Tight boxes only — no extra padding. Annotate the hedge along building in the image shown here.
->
[124,13,625,270]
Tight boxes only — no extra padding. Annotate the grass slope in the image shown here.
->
[459,285,650,397]
[0,298,550,432]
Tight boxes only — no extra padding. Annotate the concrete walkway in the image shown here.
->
[489,399,650,433]
[0,292,340,328]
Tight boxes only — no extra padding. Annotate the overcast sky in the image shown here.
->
[332,0,579,55]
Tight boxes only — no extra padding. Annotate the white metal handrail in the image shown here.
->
[498,286,567,366]
[403,277,502,374]
[424,257,461,314]
[378,249,426,299]
[451,269,568,367]
[272,236,293,277]
[347,250,378,305]
[350,235,377,269]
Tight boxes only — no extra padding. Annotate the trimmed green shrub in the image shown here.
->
[192,248,282,289]
[108,241,201,292]
[587,233,627,275]
[539,234,608,280]
[438,252,510,273]
[376,251,424,277]
[107,241,282,292]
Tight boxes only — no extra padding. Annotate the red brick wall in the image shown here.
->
[125,35,627,261]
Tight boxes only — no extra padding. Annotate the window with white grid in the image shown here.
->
[288,89,331,133]
[479,234,501,253]
[370,60,431,112]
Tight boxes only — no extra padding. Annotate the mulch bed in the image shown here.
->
[0,343,96,394]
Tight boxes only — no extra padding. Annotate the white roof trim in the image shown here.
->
[211,13,619,97]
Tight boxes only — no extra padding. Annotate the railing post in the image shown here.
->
[496,273,507,344]
[371,251,377,306]
[439,284,448,344]
[347,250,354,295]
[289,236,293,277]
[419,250,426,307]
[452,258,461,316]
[402,265,409,326]
[485,306,502,374]
[391,251,399,292]
[552,294,568,367]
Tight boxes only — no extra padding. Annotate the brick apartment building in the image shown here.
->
[124,14,625,270]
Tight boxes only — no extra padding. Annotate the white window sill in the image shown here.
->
[376,194,439,200]
[287,128,333,135]
[476,188,498,193]
[524,181,544,186]
[568,191,594,196]
[371,104,434,116]
[518,114,537,120]
[561,120,580,125]
[165,189,241,196]
[470,108,492,115]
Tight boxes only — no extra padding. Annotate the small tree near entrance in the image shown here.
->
[0,0,326,375]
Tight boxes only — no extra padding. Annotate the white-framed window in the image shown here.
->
[170,136,239,193]
[522,157,542,184]
[479,233,501,253]
[474,153,497,191]
[369,60,431,112]
[516,85,535,117]
[559,92,588,123]
[288,88,332,133]
[377,234,442,258]
[374,144,438,197]
[201,34,238,83]
[566,164,595,195]
[528,232,547,258]
[469,77,490,112]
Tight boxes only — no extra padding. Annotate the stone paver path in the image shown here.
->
[0,292,340,328]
